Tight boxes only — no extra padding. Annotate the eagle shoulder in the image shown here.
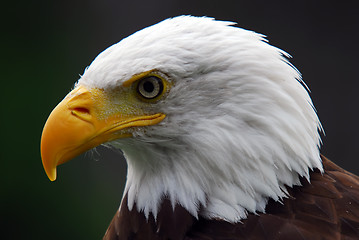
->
[103,155,359,240]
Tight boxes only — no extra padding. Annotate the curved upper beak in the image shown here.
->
[40,85,165,181]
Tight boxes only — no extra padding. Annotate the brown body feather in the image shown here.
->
[103,156,359,240]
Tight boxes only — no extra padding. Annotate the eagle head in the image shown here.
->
[41,16,322,222]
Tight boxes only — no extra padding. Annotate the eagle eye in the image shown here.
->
[137,76,164,100]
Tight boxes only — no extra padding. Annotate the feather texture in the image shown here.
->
[71,16,359,239]
[103,156,359,240]
[80,16,323,222]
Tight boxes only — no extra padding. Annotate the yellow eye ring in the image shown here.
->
[122,70,171,102]
[137,76,164,99]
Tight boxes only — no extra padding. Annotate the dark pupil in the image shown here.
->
[143,81,154,93]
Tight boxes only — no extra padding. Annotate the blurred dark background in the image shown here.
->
[2,0,358,239]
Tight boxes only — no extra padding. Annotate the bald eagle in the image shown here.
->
[41,16,359,239]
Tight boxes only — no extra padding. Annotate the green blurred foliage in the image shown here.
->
[2,1,127,239]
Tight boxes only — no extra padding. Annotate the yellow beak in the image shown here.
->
[40,85,165,181]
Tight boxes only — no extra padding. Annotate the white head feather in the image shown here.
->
[79,16,323,222]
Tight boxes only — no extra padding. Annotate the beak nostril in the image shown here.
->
[73,107,90,114]
[71,107,92,122]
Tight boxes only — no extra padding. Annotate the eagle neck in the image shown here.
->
[104,192,196,240]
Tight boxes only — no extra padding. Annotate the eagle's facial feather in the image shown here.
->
[44,16,323,222]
